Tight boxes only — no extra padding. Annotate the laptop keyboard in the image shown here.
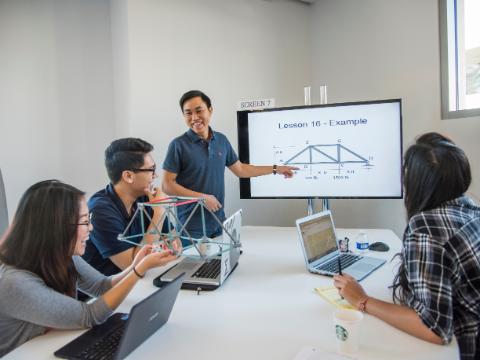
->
[77,324,125,360]
[316,253,362,273]
[192,259,221,279]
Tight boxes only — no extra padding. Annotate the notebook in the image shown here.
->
[296,210,385,281]
[154,209,242,291]
[314,286,355,309]
[54,273,185,360]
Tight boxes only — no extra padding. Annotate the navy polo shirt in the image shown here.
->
[163,128,238,238]
[82,184,154,276]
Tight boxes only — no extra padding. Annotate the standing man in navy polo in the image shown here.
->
[83,138,175,276]
[162,90,298,240]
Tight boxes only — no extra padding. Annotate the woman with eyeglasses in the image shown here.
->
[334,133,480,360]
[0,180,177,356]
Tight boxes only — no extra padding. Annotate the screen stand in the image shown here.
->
[307,198,330,216]
[307,198,315,216]
[304,85,329,216]
[321,198,330,211]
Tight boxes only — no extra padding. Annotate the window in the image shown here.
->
[439,0,480,119]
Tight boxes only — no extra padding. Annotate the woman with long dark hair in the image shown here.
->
[334,133,480,360]
[0,180,177,356]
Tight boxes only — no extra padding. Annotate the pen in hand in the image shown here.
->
[337,256,344,299]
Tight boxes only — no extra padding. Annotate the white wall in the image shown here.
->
[2,0,478,236]
[0,0,62,217]
[116,0,314,228]
[110,0,130,137]
[0,0,115,218]
[310,0,480,236]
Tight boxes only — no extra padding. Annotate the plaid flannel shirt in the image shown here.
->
[402,196,480,360]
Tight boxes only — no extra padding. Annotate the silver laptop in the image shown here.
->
[296,210,385,281]
[155,210,242,291]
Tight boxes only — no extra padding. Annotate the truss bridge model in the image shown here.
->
[117,196,241,260]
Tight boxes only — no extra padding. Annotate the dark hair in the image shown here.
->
[0,180,85,297]
[392,132,471,303]
[179,90,212,111]
[403,132,470,219]
[105,138,153,184]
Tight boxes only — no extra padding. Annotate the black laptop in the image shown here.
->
[54,273,185,360]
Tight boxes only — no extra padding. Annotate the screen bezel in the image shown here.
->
[237,98,403,199]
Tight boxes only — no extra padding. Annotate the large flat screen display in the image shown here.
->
[237,99,403,199]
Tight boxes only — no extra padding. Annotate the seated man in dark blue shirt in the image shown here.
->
[83,138,175,276]
[162,90,298,240]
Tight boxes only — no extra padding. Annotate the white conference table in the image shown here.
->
[6,226,459,360]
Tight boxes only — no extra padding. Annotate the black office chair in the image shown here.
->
[0,168,8,237]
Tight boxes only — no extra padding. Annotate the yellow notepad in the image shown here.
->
[314,286,355,309]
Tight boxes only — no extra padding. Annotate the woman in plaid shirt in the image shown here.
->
[334,132,480,360]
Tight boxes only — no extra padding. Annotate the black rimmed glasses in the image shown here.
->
[76,213,93,227]
[130,164,157,175]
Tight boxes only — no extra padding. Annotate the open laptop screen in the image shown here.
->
[298,213,337,264]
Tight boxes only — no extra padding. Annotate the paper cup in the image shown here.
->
[333,308,363,357]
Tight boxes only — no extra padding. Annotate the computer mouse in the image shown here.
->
[368,242,390,252]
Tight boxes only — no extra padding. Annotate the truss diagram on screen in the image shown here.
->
[117,196,241,260]
[284,143,369,166]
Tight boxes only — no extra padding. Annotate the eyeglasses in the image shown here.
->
[130,164,157,174]
[76,213,93,227]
